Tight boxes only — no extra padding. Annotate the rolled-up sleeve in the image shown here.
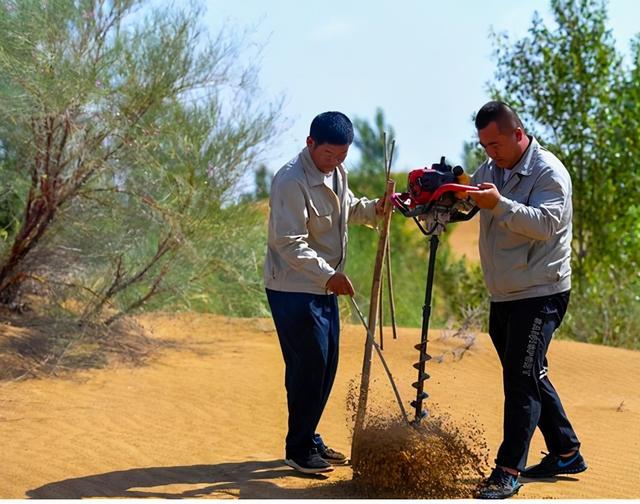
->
[346,188,378,227]
[270,179,336,289]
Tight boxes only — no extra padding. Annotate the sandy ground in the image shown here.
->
[448,217,480,263]
[1,309,639,499]
[1,222,639,499]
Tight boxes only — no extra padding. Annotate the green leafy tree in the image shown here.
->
[0,0,280,321]
[461,140,486,173]
[489,0,639,279]
[489,0,640,347]
[254,163,271,199]
[350,107,397,196]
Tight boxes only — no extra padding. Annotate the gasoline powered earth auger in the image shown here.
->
[391,156,480,423]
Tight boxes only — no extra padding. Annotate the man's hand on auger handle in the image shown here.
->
[467,182,500,209]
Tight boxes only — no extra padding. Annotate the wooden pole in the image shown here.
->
[378,133,389,351]
[378,267,384,350]
[386,140,395,179]
[384,139,398,340]
[351,178,395,462]
[386,239,398,339]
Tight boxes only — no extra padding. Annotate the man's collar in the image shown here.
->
[300,146,345,186]
[508,135,537,176]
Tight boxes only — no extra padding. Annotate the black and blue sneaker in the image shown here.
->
[313,433,349,465]
[477,467,523,499]
[521,451,587,478]
[285,447,334,474]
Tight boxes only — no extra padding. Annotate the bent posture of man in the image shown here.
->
[264,111,383,474]
[467,101,587,499]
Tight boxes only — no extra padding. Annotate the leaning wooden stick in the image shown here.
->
[383,132,388,174]
[349,296,407,423]
[386,139,395,179]
[378,133,389,351]
[384,138,398,340]
[377,136,396,349]
[351,178,396,462]
[386,239,398,339]
[378,265,384,350]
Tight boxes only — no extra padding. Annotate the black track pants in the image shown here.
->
[489,291,580,471]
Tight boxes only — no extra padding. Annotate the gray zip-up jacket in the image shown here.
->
[264,147,378,295]
[471,137,572,302]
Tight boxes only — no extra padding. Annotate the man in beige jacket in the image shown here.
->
[264,111,383,474]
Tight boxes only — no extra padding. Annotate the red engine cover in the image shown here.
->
[408,168,447,205]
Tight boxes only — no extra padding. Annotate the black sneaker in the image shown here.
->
[521,451,587,478]
[285,448,334,474]
[313,433,348,465]
[477,467,523,499]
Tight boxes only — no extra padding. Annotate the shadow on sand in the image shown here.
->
[26,459,356,499]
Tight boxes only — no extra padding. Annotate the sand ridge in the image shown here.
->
[1,311,639,498]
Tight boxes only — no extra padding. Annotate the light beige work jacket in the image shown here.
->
[264,147,378,294]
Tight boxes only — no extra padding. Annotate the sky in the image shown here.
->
[201,0,639,175]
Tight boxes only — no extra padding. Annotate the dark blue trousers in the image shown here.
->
[489,291,581,471]
[266,288,340,459]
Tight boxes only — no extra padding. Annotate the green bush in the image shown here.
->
[560,264,640,349]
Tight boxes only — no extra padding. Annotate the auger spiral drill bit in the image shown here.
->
[391,156,480,423]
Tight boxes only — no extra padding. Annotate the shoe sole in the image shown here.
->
[322,457,350,466]
[521,465,587,479]
[285,458,334,474]
[478,483,523,499]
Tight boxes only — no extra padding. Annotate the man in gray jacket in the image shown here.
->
[468,102,587,499]
[264,111,382,474]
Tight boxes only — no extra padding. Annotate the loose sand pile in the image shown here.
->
[345,372,490,498]
[350,407,489,498]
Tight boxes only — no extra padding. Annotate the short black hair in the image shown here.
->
[309,111,354,145]
[474,101,524,132]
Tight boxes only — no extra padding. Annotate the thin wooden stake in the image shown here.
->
[385,137,398,339]
[383,131,388,176]
[378,275,384,350]
[386,239,398,339]
[387,139,395,179]
[378,132,389,350]
[351,179,395,463]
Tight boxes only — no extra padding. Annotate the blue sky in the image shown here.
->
[202,0,639,174]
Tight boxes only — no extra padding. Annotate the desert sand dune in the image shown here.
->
[1,311,639,499]
[447,217,480,263]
